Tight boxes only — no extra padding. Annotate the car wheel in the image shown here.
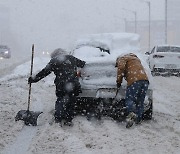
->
[177,72,180,77]
[151,71,156,76]
[143,99,153,120]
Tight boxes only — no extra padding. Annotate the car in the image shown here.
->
[146,45,180,76]
[72,33,153,121]
[0,45,11,59]
[42,51,50,56]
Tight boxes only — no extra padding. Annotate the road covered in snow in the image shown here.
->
[0,57,180,154]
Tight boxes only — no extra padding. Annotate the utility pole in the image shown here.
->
[165,0,168,44]
[123,8,137,33]
[144,1,151,51]
[148,1,151,50]
[124,18,127,32]
[134,11,137,33]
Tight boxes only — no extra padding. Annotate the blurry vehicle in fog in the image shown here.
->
[42,51,50,56]
[0,45,11,59]
[146,45,180,76]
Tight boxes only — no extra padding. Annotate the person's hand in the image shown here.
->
[28,76,34,84]
[117,83,121,89]
[77,70,81,77]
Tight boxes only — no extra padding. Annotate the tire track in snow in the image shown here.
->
[1,78,45,154]
[2,127,38,154]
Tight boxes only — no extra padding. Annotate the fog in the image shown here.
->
[0,0,179,59]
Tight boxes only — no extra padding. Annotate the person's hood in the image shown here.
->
[50,48,67,58]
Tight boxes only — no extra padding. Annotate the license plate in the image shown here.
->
[96,88,126,98]
[96,88,117,98]
[165,64,176,69]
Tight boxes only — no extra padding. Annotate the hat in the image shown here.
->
[50,48,67,58]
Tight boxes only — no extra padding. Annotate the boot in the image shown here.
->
[64,121,73,126]
[126,112,137,128]
[135,118,142,125]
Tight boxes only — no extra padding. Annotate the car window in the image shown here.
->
[157,46,180,53]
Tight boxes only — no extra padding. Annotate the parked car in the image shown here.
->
[146,45,180,76]
[0,45,11,59]
[72,33,153,121]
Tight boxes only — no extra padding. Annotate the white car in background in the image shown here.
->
[0,45,11,59]
[146,45,180,76]
[72,33,153,121]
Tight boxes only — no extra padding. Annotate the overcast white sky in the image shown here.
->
[0,0,179,58]
[0,0,167,21]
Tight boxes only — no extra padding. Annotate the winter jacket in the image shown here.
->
[32,55,86,96]
[115,53,148,87]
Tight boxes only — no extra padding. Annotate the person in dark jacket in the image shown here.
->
[115,53,149,128]
[28,48,86,125]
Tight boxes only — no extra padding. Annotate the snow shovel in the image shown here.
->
[15,44,43,126]
[112,88,119,105]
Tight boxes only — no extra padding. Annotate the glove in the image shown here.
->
[77,70,81,77]
[117,83,121,89]
[28,76,35,84]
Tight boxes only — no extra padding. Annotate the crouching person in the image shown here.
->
[115,53,149,128]
[28,48,86,126]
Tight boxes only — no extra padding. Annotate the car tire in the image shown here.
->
[151,71,159,76]
[151,71,160,76]
[151,71,155,76]
[177,72,180,77]
[143,99,153,120]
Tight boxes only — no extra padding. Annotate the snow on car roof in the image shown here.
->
[73,33,140,62]
[73,32,140,51]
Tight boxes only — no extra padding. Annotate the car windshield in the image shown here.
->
[157,46,180,53]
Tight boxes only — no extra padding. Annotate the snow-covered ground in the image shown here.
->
[0,56,180,154]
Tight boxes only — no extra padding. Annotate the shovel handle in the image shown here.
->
[30,44,34,76]
[112,88,119,105]
[27,44,34,111]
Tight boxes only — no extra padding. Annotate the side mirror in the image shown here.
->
[145,52,150,55]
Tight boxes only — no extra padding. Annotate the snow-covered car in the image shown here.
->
[0,45,11,59]
[72,33,153,121]
[146,45,180,76]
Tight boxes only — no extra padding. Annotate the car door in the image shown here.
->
[148,46,156,70]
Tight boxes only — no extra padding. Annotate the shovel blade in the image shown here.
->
[15,110,43,126]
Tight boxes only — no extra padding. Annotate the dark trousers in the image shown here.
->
[54,81,80,122]
[125,80,149,121]
[54,94,75,122]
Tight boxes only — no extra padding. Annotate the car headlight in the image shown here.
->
[42,51,49,55]
[4,51,9,54]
